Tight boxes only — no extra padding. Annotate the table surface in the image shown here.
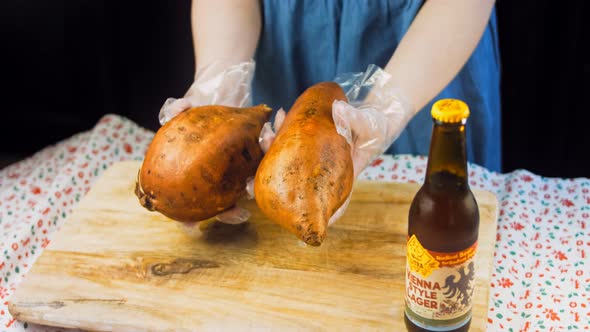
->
[0,114,588,331]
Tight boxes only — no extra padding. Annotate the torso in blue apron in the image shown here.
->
[253,0,501,172]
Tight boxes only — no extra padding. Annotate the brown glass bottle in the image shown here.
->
[404,99,479,332]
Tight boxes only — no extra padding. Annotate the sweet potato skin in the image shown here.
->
[136,104,271,222]
[254,82,354,246]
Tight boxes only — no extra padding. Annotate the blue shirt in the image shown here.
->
[252,0,501,172]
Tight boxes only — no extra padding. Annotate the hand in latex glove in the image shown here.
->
[325,65,414,224]
[158,59,255,125]
[332,65,414,179]
[161,60,257,232]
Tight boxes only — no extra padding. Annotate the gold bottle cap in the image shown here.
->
[431,99,470,123]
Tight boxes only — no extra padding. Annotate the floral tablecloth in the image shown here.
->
[0,114,588,332]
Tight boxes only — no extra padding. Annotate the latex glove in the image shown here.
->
[158,60,257,232]
[332,64,414,179]
[327,65,414,224]
[158,59,255,125]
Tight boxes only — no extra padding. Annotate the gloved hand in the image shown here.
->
[159,59,255,125]
[327,65,414,224]
[159,60,258,234]
[332,64,415,179]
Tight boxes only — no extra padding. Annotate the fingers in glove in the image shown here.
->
[273,108,286,132]
[352,149,376,179]
[332,100,391,178]
[159,98,192,125]
[328,192,352,226]
[258,108,286,153]
[259,122,276,153]
[332,100,354,146]
[175,204,250,238]
[175,220,204,238]
[215,205,251,224]
[245,176,255,199]
[333,100,372,177]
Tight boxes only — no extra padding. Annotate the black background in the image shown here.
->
[1,1,588,177]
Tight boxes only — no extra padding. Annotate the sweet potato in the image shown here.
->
[254,82,354,246]
[136,104,271,222]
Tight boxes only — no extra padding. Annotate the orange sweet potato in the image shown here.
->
[136,104,271,222]
[254,82,354,246]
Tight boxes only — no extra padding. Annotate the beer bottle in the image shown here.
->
[404,99,479,332]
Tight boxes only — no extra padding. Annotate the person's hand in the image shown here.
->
[159,60,257,232]
[158,59,256,125]
[332,65,414,178]
[329,65,415,223]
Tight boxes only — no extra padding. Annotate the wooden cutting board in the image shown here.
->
[9,161,498,331]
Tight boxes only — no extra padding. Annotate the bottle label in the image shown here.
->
[405,234,477,330]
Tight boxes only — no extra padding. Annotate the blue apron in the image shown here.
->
[253,0,501,172]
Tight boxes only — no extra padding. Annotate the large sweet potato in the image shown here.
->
[136,104,271,222]
[254,82,354,246]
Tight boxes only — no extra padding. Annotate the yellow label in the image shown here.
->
[405,235,478,330]
[407,234,440,278]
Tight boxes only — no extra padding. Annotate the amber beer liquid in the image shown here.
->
[404,99,479,332]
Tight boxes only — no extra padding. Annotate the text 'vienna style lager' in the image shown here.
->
[404,99,479,332]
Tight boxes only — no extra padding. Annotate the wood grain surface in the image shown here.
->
[9,161,498,331]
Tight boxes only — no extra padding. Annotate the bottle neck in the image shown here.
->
[425,120,468,186]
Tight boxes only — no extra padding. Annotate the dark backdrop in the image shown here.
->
[1,0,588,177]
